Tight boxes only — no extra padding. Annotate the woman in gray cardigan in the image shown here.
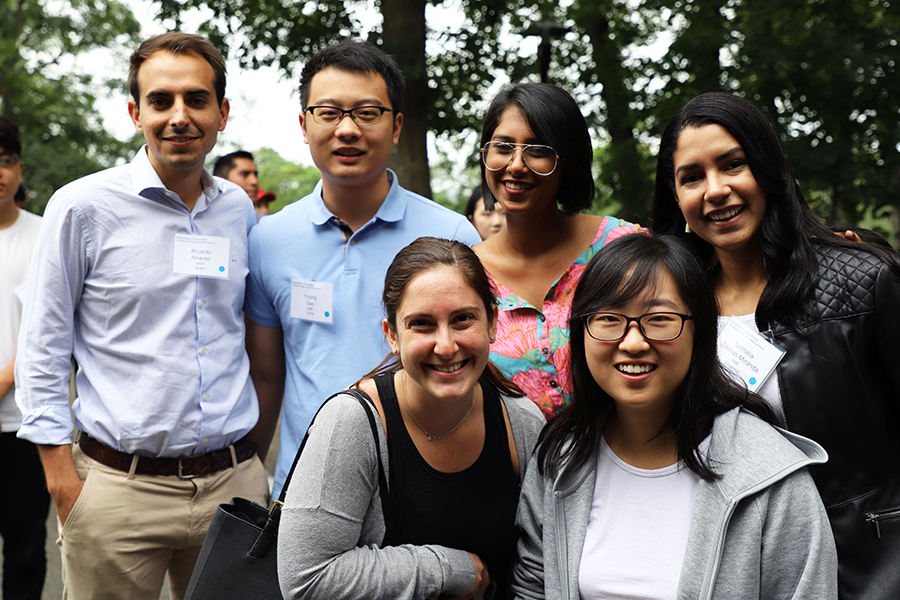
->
[512,234,836,600]
[278,237,546,600]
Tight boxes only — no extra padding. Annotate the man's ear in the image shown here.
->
[299,112,310,145]
[128,99,143,133]
[392,112,403,145]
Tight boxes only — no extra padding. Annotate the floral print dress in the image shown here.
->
[487,217,643,418]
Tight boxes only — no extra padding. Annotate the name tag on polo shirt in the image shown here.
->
[173,234,231,279]
[717,317,785,393]
[291,279,334,324]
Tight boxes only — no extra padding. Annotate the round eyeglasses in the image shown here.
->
[0,155,21,169]
[306,105,395,126]
[481,142,559,176]
[583,311,693,342]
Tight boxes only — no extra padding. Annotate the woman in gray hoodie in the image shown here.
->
[512,234,837,600]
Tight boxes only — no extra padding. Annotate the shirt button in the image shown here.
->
[539,315,546,322]
[199,300,205,308]
[541,347,549,354]
[201,348,208,355]
[350,239,357,245]
[203,438,209,445]
[203,394,210,401]
[549,380,558,388]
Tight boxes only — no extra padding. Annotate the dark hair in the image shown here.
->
[537,234,774,481]
[213,150,255,178]
[360,237,523,397]
[299,39,405,116]
[0,116,22,156]
[129,32,227,107]
[463,186,484,220]
[651,92,900,330]
[479,83,595,214]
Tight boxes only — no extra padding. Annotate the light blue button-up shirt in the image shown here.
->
[244,171,481,497]
[16,148,259,458]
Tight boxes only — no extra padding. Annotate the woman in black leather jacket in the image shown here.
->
[651,91,900,600]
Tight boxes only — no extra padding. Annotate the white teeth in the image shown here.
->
[710,207,742,221]
[433,362,464,373]
[617,364,654,374]
[505,182,531,190]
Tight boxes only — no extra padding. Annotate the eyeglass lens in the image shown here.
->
[309,106,387,126]
[482,142,558,176]
[586,312,687,341]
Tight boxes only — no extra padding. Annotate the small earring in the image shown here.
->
[685,221,692,234]
[391,347,399,355]
[489,335,495,343]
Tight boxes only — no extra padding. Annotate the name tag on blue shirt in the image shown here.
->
[291,279,334,324]
[718,317,785,393]
[173,234,231,279]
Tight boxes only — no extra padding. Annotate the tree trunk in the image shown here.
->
[380,0,433,199]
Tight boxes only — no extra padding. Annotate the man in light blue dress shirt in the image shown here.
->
[15,32,269,600]
[243,40,481,498]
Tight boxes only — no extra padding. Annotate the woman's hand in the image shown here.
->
[434,552,490,600]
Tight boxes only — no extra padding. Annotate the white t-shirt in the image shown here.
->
[578,436,706,600]
[718,313,785,425]
[1,208,42,432]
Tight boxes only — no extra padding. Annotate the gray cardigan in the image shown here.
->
[512,407,838,600]
[277,388,546,600]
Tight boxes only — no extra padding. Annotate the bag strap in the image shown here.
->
[276,388,396,544]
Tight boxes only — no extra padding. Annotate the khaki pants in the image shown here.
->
[58,443,269,600]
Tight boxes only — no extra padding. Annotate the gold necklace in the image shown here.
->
[400,371,477,441]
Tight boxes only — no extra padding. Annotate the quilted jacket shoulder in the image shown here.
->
[806,244,884,320]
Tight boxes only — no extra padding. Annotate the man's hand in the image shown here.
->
[37,444,83,526]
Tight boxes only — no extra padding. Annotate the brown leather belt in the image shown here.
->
[79,434,257,479]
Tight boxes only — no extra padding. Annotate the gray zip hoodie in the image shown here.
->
[512,407,838,600]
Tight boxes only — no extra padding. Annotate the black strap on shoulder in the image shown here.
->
[277,388,396,545]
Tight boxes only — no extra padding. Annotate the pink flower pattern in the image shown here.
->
[488,217,644,418]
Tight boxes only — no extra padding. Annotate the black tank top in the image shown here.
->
[374,373,519,599]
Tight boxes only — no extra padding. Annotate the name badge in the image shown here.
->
[717,317,786,393]
[173,234,230,279]
[291,280,334,324]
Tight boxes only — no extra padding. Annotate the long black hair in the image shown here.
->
[651,92,900,331]
[479,83,595,214]
[537,234,774,481]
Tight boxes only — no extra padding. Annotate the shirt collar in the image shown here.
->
[130,146,220,212]
[310,169,406,226]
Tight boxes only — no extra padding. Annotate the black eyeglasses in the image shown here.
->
[481,142,559,176]
[583,311,693,342]
[306,105,395,126]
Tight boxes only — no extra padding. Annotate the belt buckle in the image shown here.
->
[177,457,200,480]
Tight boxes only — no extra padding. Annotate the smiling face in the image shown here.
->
[300,67,402,191]
[0,148,23,208]
[584,269,693,422]
[484,105,562,218]
[384,265,497,404]
[672,124,767,258]
[128,50,229,185]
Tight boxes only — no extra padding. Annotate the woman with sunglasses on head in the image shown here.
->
[474,83,643,420]
[512,234,837,600]
[278,237,546,600]
[652,92,900,599]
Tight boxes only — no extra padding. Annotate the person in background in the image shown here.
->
[513,234,837,599]
[474,83,643,419]
[0,117,48,600]
[278,237,545,600]
[652,91,900,599]
[15,32,268,600]
[213,149,260,201]
[243,39,481,500]
[255,188,275,216]
[465,185,506,240]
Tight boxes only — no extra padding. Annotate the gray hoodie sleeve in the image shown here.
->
[511,453,550,600]
[276,393,475,600]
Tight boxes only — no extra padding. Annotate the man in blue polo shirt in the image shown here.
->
[244,39,480,497]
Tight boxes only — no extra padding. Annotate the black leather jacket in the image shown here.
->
[769,244,900,600]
